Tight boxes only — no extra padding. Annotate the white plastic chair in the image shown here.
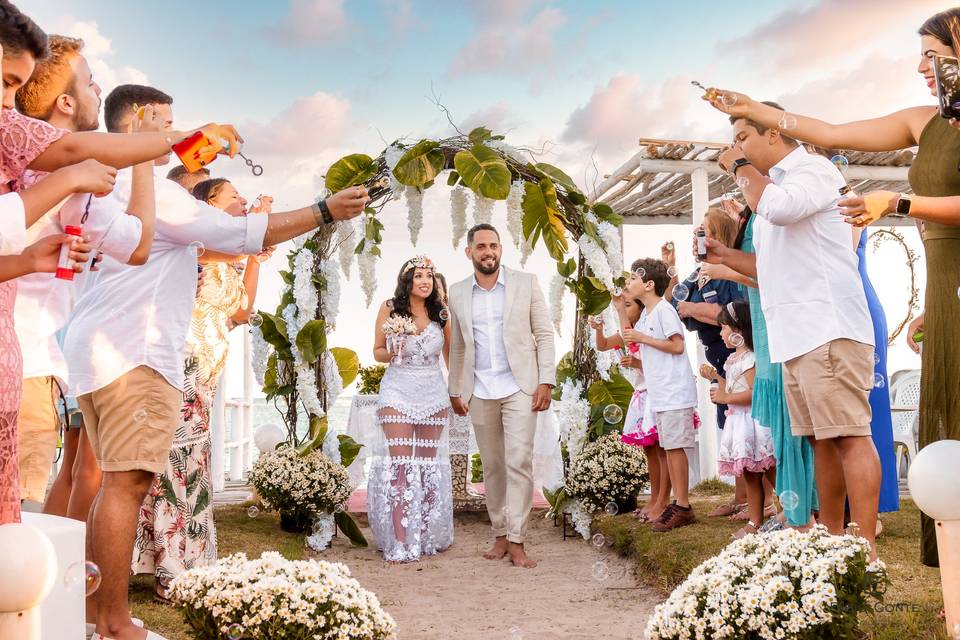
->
[888,369,921,479]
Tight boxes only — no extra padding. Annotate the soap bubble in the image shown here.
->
[439,308,450,322]
[667,266,678,278]
[632,267,645,279]
[736,177,750,190]
[720,92,738,108]
[509,626,524,640]
[247,505,260,518]
[591,533,605,548]
[248,313,263,328]
[64,561,101,596]
[604,502,619,516]
[133,408,147,423]
[612,286,623,297]
[778,114,798,130]
[673,283,690,302]
[830,154,849,172]
[603,404,623,424]
[592,560,610,582]
[873,373,885,389]
[874,351,881,366]
[188,241,205,257]
[227,623,243,640]
[729,333,744,348]
[779,490,800,511]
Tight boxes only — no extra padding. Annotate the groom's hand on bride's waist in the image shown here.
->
[531,384,553,412]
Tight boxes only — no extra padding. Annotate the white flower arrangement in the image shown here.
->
[578,233,615,291]
[473,194,495,225]
[336,218,357,279]
[549,273,566,335]
[319,258,341,328]
[519,236,534,267]
[405,185,424,245]
[597,219,623,275]
[591,307,620,383]
[450,185,469,248]
[306,512,337,552]
[506,179,524,248]
[169,551,396,640]
[282,297,324,421]
[557,379,590,466]
[248,446,353,519]
[250,324,271,387]
[645,526,889,640]
[385,143,405,196]
[292,248,318,319]
[358,243,378,307]
[564,499,593,540]
[565,431,648,512]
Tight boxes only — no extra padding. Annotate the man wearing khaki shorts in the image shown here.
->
[718,110,881,559]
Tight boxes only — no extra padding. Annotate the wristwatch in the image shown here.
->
[313,198,334,225]
[730,158,752,176]
[895,193,912,216]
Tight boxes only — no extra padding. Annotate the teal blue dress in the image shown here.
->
[741,215,818,526]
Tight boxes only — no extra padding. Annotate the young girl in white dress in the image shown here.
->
[700,300,776,539]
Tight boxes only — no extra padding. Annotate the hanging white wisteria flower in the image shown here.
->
[293,248,318,318]
[506,179,524,248]
[384,143,405,195]
[565,500,593,540]
[549,273,566,335]
[336,219,357,279]
[473,194,495,225]
[306,512,337,552]
[557,379,590,466]
[320,258,341,328]
[250,325,272,387]
[592,305,621,382]
[486,138,528,164]
[405,186,424,245]
[519,236,534,267]
[283,302,324,420]
[597,220,623,275]
[450,185,469,248]
[358,244,378,307]
[578,233,615,291]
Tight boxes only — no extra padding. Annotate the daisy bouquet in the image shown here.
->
[382,314,418,365]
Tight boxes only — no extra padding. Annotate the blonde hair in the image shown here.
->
[15,35,83,119]
[704,207,738,248]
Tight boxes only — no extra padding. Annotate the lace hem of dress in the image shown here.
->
[377,399,451,423]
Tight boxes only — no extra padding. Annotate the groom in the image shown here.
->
[448,223,555,568]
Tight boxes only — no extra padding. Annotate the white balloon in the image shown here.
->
[254,423,287,453]
[908,440,960,521]
[0,523,57,611]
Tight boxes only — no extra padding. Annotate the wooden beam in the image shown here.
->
[589,150,645,202]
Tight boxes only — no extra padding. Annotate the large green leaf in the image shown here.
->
[298,415,328,456]
[325,154,377,193]
[392,140,445,187]
[330,347,360,388]
[521,179,568,261]
[258,312,290,353]
[587,373,635,433]
[533,162,580,194]
[553,351,575,400]
[295,320,326,364]
[468,126,493,144]
[335,511,369,547]
[453,144,511,200]
[577,276,612,317]
[592,202,623,226]
[337,434,363,468]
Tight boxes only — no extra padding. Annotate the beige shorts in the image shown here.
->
[656,408,697,450]
[783,339,873,440]
[77,365,181,473]
[18,376,62,502]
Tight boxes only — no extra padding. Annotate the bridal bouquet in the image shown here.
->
[645,526,889,640]
[382,314,418,365]
[170,551,396,640]
[248,446,352,532]
[565,431,648,513]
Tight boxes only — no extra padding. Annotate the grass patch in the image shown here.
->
[691,478,736,496]
[596,497,948,639]
[130,503,306,640]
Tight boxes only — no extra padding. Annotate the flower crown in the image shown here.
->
[402,255,435,274]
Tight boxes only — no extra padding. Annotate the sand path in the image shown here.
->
[316,511,659,640]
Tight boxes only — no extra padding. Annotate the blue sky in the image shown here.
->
[23,0,940,391]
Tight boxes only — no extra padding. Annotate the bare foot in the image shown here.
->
[483,536,508,560]
[508,542,537,568]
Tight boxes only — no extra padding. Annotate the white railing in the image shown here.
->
[211,330,256,491]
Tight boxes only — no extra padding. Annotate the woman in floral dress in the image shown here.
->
[134,179,272,597]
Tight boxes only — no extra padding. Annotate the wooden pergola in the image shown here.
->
[591,138,914,482]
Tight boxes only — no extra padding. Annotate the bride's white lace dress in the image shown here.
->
[368,321,454,562]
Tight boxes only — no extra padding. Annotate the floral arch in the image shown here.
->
[250,126,635,541]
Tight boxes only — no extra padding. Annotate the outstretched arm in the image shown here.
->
[841,190,960,228]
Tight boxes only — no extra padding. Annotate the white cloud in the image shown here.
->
[265,0,352,48]
[458,102,525,136]
[49,18,148,96]
[240,91,352,158]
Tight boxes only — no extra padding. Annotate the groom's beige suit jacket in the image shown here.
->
[447,266,556,402]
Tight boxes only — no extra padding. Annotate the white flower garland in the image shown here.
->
[565,499,593,540]
[506,180,524,248]
[519,236,534,267]
[597,220,623,275]
[306,512,337,552]
[336,219,357,279]
[358,242,378,307]
[578,233,615,291]
[549,273,565,335]
[320,258,341,329]
[473,194,495,225]
[557,379,589,466]
[485,139,527,164]
[591,306,621,382]
[450,185,469,248]
[405,186,424,245]
[287,248,324,419]
[250,325,272,387]
[322,349,344,464]
[384,143,405,196]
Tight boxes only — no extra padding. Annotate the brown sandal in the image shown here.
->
[709,501,745,518]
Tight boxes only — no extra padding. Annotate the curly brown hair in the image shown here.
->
[15,35,83,119]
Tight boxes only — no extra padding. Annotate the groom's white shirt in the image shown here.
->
[471,268,520,400]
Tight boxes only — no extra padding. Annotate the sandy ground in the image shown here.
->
[315,510,659,640]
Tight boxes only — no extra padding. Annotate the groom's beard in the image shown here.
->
[472,255,500,275]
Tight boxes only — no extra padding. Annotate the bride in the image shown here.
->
[368,255,454,562]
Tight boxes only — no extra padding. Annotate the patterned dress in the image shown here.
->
[134,262,246,584]
[0,110,66,524]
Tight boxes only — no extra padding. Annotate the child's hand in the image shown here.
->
[699,363,718,380]
[587,315,603,330]
[709,386,726,403]
[619,354,641,369]
[621,327,647,344]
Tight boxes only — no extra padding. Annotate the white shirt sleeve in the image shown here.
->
[59,192,142,264]
[756,163,840,226]
[0,192,28,255]
[658,303,684,340]
[153,179,266,255]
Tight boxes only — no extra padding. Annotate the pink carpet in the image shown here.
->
[347,482,550,513]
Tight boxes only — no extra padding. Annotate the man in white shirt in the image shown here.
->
[64,84,370,640]
[14,35,157,509]
[447,224,555,568]
[716,102,881,558]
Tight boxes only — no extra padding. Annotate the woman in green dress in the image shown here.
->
[704,7,960,567]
